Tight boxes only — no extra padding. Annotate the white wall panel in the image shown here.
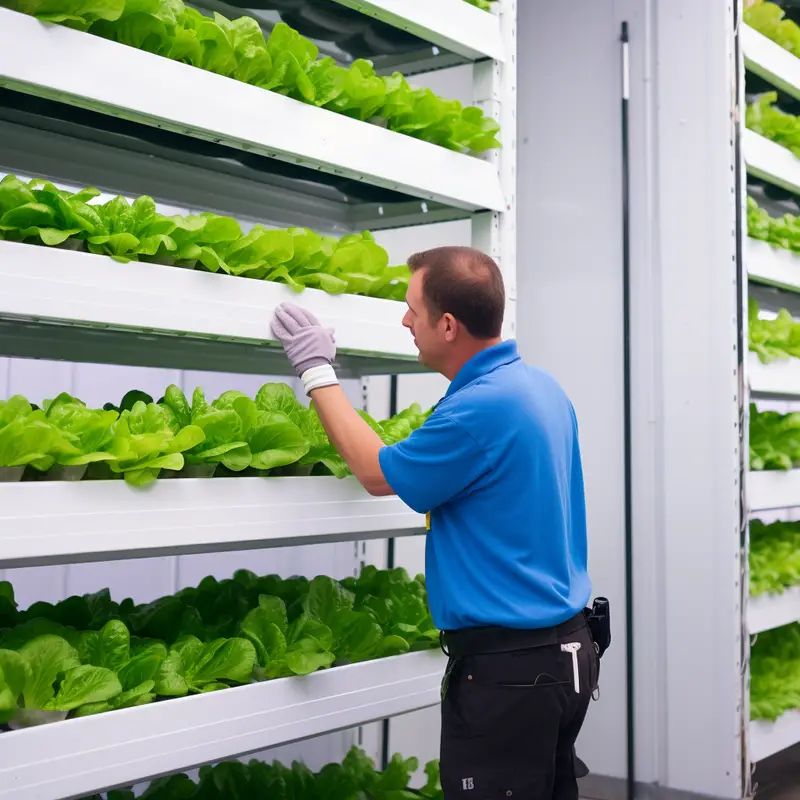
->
[7,358,75,402]
[518,0,628,783]
[71,364,181,408]
[64,557,179,605]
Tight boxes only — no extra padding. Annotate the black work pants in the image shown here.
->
[439,615,597,799]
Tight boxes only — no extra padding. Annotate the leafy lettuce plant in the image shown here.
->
[750,519,800,597]
[0,176,106,247]
[750,404,800,471]
[73,620,164,716]
[751,622,800,722]
[107,400,205,485]
[153,634,256,696]
[0,396,60,469]
[161,385,251,472]
[747,92,800,159]
[344,566,440,653]
[748,297,800,364]
[0,633,122,726]
[239,593,336,679]
[213,389,309,472]
[747,196,800,254]
[34,393,119,471]
[745,1,800,59]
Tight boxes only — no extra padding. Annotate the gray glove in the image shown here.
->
[270,302,336,377]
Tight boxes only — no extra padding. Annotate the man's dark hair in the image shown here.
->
[407,246,505,339]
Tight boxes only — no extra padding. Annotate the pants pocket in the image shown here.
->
[496,672,571,688]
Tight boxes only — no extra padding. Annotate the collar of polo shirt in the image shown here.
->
[446,339,521,397]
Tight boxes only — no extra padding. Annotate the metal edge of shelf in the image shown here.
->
[331,0,505,62]
[744,129,800,196]
[747,237,800,294]
[0,9,505,213]
[0,319,427,378]
[748,469,800,512]
[748,586,800,634]
[750,709,800,762]
[743,24,800,103]
[748,351,800,399]
[0,477,425,569]
[0,241,419,365]
[0,650,447,800]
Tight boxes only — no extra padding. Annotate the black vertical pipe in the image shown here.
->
[620,21,636,800]
[381,374,399,770]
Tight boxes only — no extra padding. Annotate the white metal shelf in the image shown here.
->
[0,241,425,376]
[0,477,424,569]
[743,24,800,102]
[749,470,800,512]
[331,0,505,62]
[750,709,800,762]
[749,352,800,399]
[749,587,800,634]
[747,237,800,294]
[744,129,800,195]
[0,650,446,800]
[0,9,504,213]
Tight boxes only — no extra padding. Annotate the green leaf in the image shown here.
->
[187,637,256,687]
[154,649,188,697]
[45,665,122,711]
[72,679,156,717]
[284,648,335,676]
[78,620,130,673]
[303,575,354,625]
[157,635,256,695]
[118,641,168,691]
[0,649,31,723]
[4,0,125,28]
[328,609,384,663]
[254,383,304,421]
[247,411,309,470]
[377,635,411,658]
[162,385,192,428]
[239,607,287,669]
[18,635,81,709]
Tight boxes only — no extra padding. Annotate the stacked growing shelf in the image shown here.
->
[743,16,800,768]
[0,1,517,796]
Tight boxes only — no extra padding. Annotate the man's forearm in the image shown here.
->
[310,385,393,496]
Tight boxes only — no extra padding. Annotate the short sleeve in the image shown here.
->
[378,410,487,514]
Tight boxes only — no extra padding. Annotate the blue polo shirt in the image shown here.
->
[378,340,591,631]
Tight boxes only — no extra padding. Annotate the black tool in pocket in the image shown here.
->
[585,597,611,658]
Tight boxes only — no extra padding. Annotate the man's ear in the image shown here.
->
[443,313,458,343]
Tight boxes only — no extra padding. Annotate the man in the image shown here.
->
[271,245,596,800]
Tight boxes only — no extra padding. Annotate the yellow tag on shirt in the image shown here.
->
[425,512,431,531]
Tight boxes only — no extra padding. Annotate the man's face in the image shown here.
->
[403,269,446,368]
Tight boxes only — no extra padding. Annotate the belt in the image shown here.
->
[439,611,587,659]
